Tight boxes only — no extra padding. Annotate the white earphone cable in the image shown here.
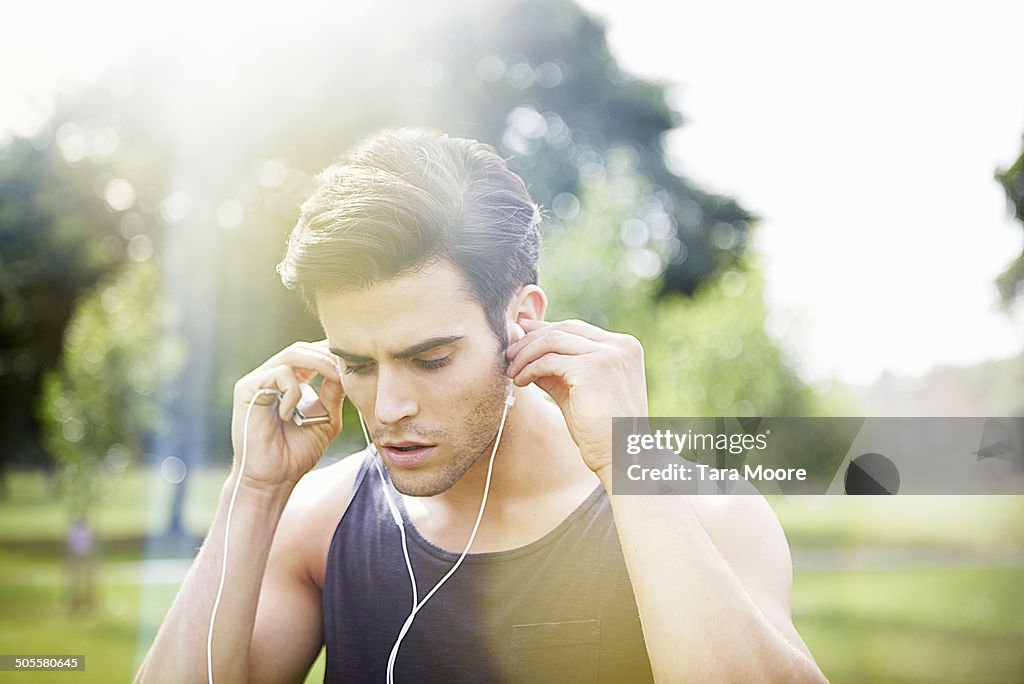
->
[359,411,419,613]
[208,387,278,684]
[383,391,515,684]
[209,387,515,684]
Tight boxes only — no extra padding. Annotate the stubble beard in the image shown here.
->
[386,361,511,498]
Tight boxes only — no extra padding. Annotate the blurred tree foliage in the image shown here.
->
[0,131,150,493]
[1,0,814,488]
[540,164,812,417]
[996,138,1024,308]
[39,259,185,516]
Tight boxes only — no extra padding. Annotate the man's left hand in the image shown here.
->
[505,318,649,477]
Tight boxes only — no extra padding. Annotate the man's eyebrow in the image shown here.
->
[330,336,465,363]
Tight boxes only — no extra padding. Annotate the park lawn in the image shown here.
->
[1,469,1023,682]
[6,469,1023,550]
[797,566,1024,682]
[0,466,225,544]
[0,553,153,683]
[1,552,1021,683]
[772,494,1024,549]
[4,468,1020,550]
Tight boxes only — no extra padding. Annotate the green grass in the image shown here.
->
[773,494,1024,549]
[1,469,1022,682]
[795,567,1024,683]
[0,556,155,683]
[0,466,225,545]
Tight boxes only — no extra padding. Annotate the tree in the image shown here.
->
[540,164,813,419]
[8,0,793,527]
[4,0,759,475]
[0,134,136,493]
[996,138,1024,308]
[38,258,184,517]
[157,0,759,461]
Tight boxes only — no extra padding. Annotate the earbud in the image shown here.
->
[511,322,526,344]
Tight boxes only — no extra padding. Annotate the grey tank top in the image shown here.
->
[321,452,655,683]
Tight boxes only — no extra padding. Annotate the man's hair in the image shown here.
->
[277,128,542,346]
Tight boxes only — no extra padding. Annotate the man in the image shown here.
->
[136,129,825,682]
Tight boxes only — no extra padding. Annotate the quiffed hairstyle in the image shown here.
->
[277,128,542,346]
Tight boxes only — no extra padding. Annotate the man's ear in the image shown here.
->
[507,285,547,335]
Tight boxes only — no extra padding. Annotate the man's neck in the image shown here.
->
[397,384,598,543]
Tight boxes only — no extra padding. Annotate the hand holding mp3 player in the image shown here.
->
[289,382,331,426]
[230,340,345,489]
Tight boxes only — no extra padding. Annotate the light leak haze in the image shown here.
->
[580,0,1024,384]
[2,0,1022,385]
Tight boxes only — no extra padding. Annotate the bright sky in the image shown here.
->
[2,0,1022,385]
[579,0,1024,384]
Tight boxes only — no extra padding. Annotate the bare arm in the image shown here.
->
[135,341,345,683]
[600,481,826,682]
[506,318,826,682]
[248,457,362,683]
[135,478,302,683]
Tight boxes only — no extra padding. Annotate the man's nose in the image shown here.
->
[373,368,418,426]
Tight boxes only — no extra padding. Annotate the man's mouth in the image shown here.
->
[380,442,436,467]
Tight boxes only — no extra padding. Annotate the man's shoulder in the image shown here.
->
[274,450,371,586]
[287,450,370,517]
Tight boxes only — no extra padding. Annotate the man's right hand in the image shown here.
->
[230,340,345,491]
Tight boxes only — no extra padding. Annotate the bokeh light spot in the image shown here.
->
[105,444,131,473]
[551,192,580,220]
[56,122,87,163]
[720,270,747,298]
[506,61,535,89]
[128,234,154,262]
[103,178,136,212]
[625,247,661,279]
[620,218,649,248]
[476,55,505,82]
[711,221,738,250]
[62,418,85,443]
[159,191,192,224]
[257,159,287,188]
[160,456,187,485]
[507,106,547,139]
[535,61,564,88]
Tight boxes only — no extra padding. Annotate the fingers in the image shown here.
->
[518,318,613,343]
[247,388,280,406]
[259,340,342,384]
[504,319,644,398]
[508,351,578,388]
[238,340,345,424]
[317,377,346,415]
[264,365,304,421]
[505,328,598,379]
[507,320,618,362]
[511,320,642,363]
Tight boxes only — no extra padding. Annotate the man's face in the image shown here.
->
[317,260,510,496]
